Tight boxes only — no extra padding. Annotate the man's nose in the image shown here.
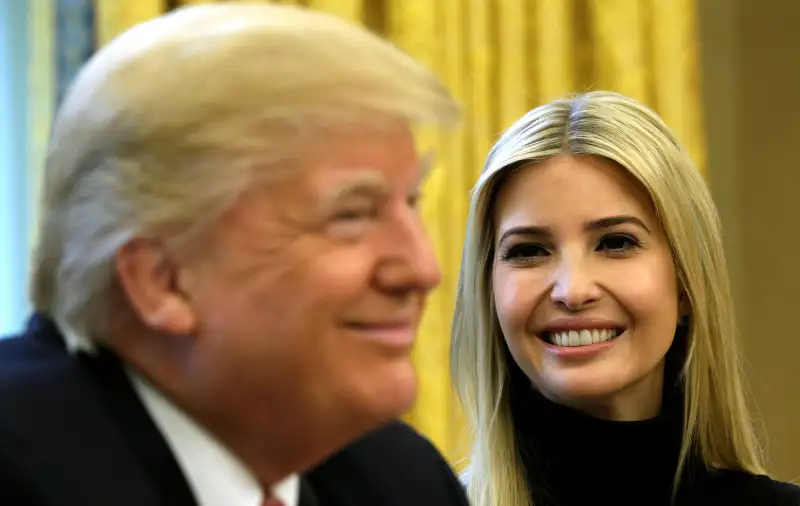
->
[376,211,442,294]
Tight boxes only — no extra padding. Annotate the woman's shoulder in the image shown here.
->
[750,475,800,506]
[750,474,800,505]
[751,475,800,505]
[698,469,800,505]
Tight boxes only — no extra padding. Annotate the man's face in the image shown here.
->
[176,125,440,436]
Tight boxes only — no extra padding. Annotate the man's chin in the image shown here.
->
[352,360,418,425]
[281,365,418,474]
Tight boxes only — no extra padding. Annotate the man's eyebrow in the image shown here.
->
[316,172,389,214]
[316,153,434,216]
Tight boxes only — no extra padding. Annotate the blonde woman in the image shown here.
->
[451,91,800,506]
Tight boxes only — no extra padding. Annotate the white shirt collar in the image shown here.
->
[128,370,299,506]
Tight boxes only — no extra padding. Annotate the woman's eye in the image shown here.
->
[597,234,640,254]
[501,243,549,261]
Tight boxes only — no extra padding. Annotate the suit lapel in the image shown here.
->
[77,345,199,506]
[12,316,197,506]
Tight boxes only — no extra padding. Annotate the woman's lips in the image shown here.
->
[540,328,628,360]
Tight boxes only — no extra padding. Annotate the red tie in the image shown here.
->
[262,497,285,506]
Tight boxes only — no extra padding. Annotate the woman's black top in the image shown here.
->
[508,334,800,506]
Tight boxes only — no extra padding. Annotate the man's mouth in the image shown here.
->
[344,321,417,349]
[540,328,624,347]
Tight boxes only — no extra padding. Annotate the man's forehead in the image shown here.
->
[317,151,435,199]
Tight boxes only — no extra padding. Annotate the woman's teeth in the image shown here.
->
[548,329,620,347]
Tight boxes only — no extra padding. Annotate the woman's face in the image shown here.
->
[492,155,681,421]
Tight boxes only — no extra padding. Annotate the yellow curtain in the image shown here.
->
[95,0,165,47]
[33,0,705,467]
[27,0,54,249]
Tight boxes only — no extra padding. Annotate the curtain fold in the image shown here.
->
[308,0,363,20]
[385,0,464,462]
[496,0,528,130]
[31,0,706,465]
[590,0,650,101]
[533,1,576,103]
[55,0,94,106]
[28,0,55,245]
[94,0,165,47]
[651,0,706,171]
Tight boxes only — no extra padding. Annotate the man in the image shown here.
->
[0,4,465,506]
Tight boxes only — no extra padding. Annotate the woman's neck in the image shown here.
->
[538,362,666,421]
[509,362,688,505]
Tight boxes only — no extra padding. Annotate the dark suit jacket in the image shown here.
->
[0,315,469,506]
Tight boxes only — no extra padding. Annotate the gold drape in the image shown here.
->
[31,0,705,466]
[94,0,164,47]
[27,0,54,247]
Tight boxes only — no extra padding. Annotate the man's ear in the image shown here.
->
[115,238,196,336]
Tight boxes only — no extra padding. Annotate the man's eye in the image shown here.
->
[333,208,376,221]
[327,206,378,239]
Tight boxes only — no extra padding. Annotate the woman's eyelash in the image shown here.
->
[499,234,642,262]
[596,233,641,254]
[500,243,549,261]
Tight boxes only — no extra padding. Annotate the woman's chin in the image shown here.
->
[547,383,621,407]
[536,367,664,420]
[537,368,630,404]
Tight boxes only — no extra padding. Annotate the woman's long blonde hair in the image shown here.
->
[451,91,765,506]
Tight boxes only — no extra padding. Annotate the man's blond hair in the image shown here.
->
[32,3,459,350]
